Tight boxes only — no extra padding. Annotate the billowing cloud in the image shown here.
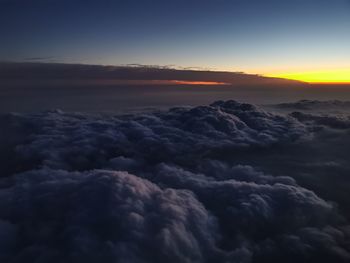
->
[275,100,350,111]
[0,169,224,263]
[290,111,350,129]
[0,100,308,174]
[0,100,350,262]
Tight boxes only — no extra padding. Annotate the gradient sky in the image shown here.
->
[1,0,350,81]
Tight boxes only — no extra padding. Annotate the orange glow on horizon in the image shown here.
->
[169,80,230,85]
[266,68,350,84]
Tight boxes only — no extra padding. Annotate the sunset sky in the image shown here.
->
[1,0,350,82]
[2,2,350,262]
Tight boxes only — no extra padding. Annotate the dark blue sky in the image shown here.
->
[1,0,349,75]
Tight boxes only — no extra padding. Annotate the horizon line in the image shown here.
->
[1,61,349,85]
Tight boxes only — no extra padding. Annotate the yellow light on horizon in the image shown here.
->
[267,68,350,83]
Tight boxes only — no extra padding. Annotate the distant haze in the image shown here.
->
[1,63,350,113]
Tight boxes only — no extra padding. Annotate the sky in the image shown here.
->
[1,0,350,82]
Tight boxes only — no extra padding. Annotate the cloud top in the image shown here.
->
[0,100,349,262]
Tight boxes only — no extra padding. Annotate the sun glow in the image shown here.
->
[169,80,230,85]
[268,68,350,84]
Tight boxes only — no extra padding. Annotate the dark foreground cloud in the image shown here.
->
[0,169,221,263]
[0,100,350,262]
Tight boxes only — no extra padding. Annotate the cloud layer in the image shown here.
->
[0,62,302,86]
[0,100,350,262]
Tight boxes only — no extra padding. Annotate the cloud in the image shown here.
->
[0,100,308,174]
[273,100,350,112]
[0,62,302,86]
[290,111,350,129]
[0,169,223,263]
[0,100,350,262]
[23,57,56,62]
[153,163,350,262]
